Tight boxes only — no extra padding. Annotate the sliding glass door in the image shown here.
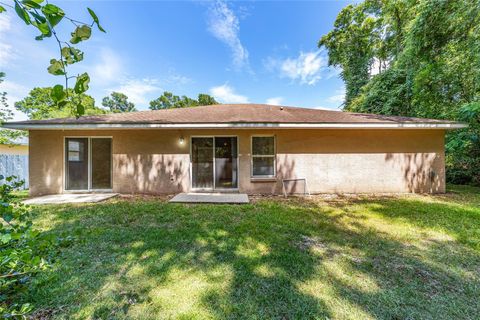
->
[91,138,112,189]
[214,137,238,189]
[191,137,214,189]
[191,137,238,190]
[65,137,112,191]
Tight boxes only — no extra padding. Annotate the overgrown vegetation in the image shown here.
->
[319,0,480,185]
[11,185,480,319]
[0,177,70,318]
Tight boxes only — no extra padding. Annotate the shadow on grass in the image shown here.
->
[24,192,480,319]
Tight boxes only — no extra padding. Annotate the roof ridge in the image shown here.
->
[3,103,464,129]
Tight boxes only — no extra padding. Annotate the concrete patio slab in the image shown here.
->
[169,193,249,204]
[23,193,118,205]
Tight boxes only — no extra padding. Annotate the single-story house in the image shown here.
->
[3,104,466,196]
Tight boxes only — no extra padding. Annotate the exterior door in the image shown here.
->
[214,137,238,189]
[191,137,238,190]
[191,137,214,189]
[65,138,89,190]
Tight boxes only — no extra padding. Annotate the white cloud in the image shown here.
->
[109,78,161,105]
[88,49,192,107]
[0,14,14,67]
[207,0,249,69]
[161,71,192,86]
[90,48,124,85]
[327,87,345,105]
[311,105,338,110]
[266,97,284,106]
[0,12,53,69]
[327,94,344,104]
[210,84,249,103]
[265,50,328,85]
[0,80,29,121]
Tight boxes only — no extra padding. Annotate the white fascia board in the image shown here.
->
[2,122,468,130]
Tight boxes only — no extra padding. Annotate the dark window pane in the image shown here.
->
[192,138,214,189]
[91,138,112,189]
[252,157,275,176]
[215,137,238,188]
[252,136,274,155]
[65,138,88,190]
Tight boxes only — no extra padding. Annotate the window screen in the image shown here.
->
[251,136,275,177]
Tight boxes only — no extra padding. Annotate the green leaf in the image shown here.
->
[41,3,64,27]
[58,100,68,108]
[0,5,6,13]
[74,73,90,94]
[3,213,13,223]
[61,46,84,64]
[31,11,46,23]
[87,7,105,33]
[0,233,11,244]
[70,25,91,44]
[51,85,66,102]
[47,59,65,76]
[76,103,85,116]
[36,21,51,36]
[15,2,31,25]
[22,0,41,9]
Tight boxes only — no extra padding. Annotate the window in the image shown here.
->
[65,137,112,191]
[68,140,82,161]
[251,136,275,177]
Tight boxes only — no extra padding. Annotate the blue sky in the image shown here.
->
[0,0,352,120]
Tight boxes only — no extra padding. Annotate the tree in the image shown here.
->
[0,1,105,117]
[197,93,218,106]
[0,73,26,144]
[321,0,480,185]
[15,87,106,120]
[446,102,480,186]
[319,0,412,108]
[149,91,218,110]
[102,92,136,113]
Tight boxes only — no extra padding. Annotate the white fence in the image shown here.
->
[0,154,29,189]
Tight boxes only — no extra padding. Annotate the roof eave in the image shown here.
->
[1,122,468,130]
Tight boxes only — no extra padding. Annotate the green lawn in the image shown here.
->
[22,185,480,319]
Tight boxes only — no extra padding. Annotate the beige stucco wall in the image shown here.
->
[28,129,445,196]
[0,144,28,156]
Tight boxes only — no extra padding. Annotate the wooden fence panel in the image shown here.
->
[0,154,29,189]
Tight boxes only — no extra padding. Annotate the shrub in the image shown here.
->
[0,176,61,318]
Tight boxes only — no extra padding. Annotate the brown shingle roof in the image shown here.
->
[4,104,459,126]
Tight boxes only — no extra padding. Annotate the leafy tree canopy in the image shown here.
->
[15,87,105,120]
[102,92,136,113]
[149,92,218,110]
[320,0,480,185]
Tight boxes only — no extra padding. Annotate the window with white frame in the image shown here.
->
[251,136,275,177]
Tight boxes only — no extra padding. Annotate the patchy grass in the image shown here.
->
[20,185,480,319]
[11,189,29,201]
